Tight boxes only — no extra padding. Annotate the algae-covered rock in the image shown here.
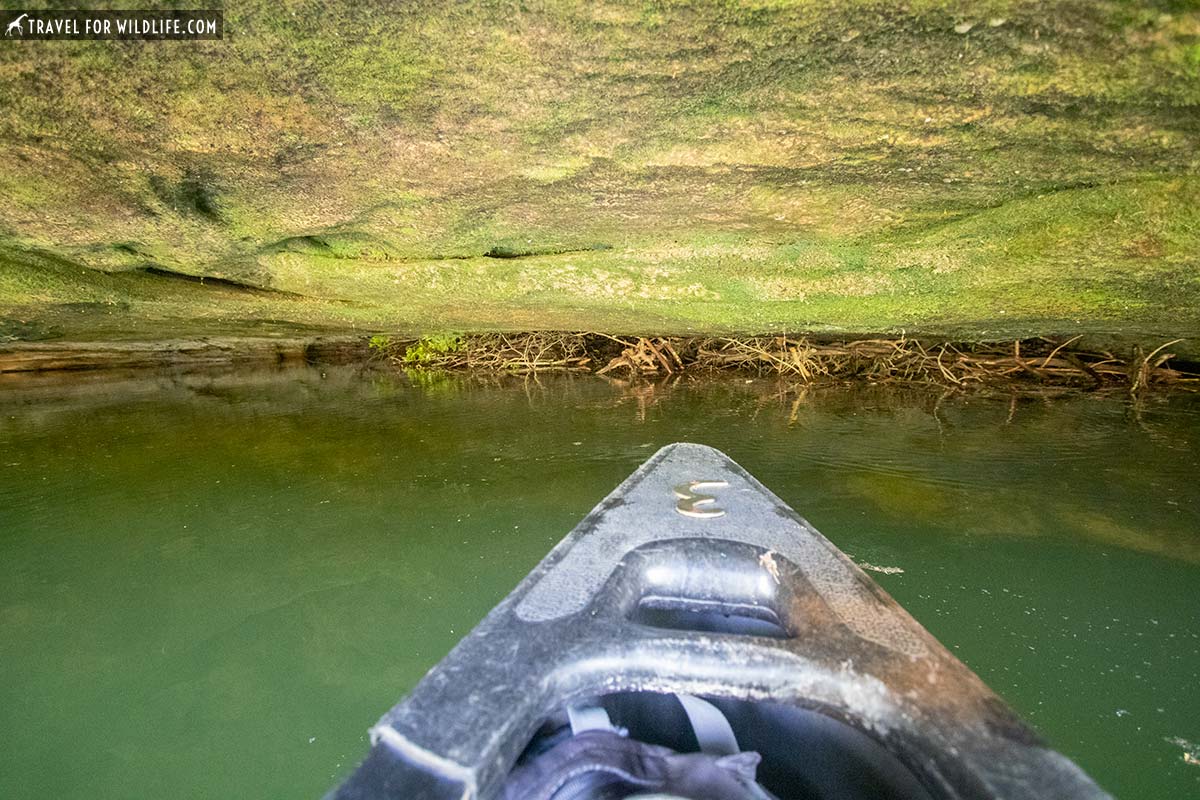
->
[0,1,1197,344]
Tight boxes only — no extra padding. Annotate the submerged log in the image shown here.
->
[0,336,369,373]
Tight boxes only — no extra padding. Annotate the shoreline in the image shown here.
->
[2,331,1196,394]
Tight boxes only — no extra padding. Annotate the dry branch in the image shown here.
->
[385,333,1199,393]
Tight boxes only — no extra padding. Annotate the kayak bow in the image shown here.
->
[329,443,1110,800]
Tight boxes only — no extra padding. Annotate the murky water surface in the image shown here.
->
[1,366,1197,799]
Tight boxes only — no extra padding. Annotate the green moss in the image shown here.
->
[321,42,439,116]
[0,1,1196,348]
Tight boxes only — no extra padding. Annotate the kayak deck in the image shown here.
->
[329,443,1110,800]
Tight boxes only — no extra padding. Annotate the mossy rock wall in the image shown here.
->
[1,1,1197,346]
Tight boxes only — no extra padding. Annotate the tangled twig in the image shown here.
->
[382,333,1199,393]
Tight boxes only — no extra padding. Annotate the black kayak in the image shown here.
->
[328,443,1110,800]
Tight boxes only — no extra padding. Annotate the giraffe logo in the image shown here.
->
[5,13,29,36]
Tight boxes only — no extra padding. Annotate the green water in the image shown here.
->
[1,366,1197,799]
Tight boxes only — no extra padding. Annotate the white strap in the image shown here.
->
[567,703,615,735]
[677,694,740,755]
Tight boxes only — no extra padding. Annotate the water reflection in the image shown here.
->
[0,366,1196,800]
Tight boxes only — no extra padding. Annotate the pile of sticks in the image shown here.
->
[386,332,1198,392]
[688,336,1188,386]
[596,336,684,375]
